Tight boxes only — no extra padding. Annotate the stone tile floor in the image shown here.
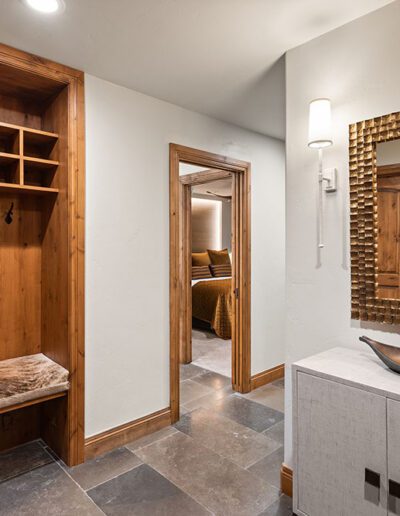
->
[0,365,292,515]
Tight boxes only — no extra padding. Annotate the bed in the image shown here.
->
[192,276,232,339]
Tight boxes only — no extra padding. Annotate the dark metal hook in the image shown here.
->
[5,202,13,224]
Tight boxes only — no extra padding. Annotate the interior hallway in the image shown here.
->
[0,368,290,516]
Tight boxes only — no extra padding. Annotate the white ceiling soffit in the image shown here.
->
[0,0,394,140]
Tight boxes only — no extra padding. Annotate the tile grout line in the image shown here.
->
[125,428,179,454]
[82,459,143,492]
[244,442,283,470]
[40,445,107,516]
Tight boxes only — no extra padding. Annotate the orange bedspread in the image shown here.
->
[192,279,232,339]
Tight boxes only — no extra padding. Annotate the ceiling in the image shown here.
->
[193,178,232,198]
[0,0,394,139]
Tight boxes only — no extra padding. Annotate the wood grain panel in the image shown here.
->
[0,44,85,467]
[0,194,42,360]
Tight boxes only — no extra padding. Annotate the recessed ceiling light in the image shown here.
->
[22,0,65,14]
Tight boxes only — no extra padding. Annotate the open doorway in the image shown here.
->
[169,144,251,423]
[190,175,233,377]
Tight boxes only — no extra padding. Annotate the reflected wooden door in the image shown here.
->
[377,165,400,299]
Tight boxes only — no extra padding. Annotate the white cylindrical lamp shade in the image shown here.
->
[308,98,333,148]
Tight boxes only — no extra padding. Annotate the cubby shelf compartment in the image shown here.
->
[0,152,19,165]
[0,353,69,416]
[23,156,59,170]
[0,182,59,195]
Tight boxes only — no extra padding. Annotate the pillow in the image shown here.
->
[192,265,212,280]
[210,263,232,277]
[207,248,231,265]
[192,252,211,266]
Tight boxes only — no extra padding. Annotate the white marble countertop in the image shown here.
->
[293,346,400,401]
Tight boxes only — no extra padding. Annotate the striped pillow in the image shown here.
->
[192,265,212,279]
[210,264,232,277]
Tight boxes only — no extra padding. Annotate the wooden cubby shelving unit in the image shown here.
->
[0,122,60,194]
[0,44,85,466]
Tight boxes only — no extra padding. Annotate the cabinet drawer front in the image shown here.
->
[296,372,387,516]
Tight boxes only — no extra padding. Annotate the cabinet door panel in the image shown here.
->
[388,399,400,515]
[296,373,387,516]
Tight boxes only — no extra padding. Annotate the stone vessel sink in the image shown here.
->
[360,335,400,374]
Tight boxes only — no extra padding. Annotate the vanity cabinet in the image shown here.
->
[293,347,400,516]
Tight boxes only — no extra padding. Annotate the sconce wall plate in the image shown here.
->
[323,167,337,193]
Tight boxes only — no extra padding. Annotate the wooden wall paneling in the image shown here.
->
[0,194,42,360]
[41,86,69,369]
[0,406,40,452]
[0,43,85,466]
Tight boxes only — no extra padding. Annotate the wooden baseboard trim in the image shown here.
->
[250,363,284,390]
[281,463,293,498]
[85,407,171,459]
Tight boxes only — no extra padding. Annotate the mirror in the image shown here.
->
[376,139,400,299]
[349,111,400,324]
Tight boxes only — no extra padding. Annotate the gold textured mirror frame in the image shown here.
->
[350,111,400,324]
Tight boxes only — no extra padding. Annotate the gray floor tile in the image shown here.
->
[0,441,53,483]
[126,426,178,452]
[192,370,231,390]
[180,379,214,405]
[272,378,285,389]
[180,363,208,381]
[248,446,284,489]
[209,394,284,432]
[65,446,142,491]
[135,431,280,516]
[182,385,234,412]
[176,408,281,468]
[88,463,210,515]
[263,421,285,445]
[0,462,103,515]
[239,385,284,412]
[192,329,231,377]
[258,494,293,515]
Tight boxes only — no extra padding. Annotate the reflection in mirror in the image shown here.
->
[376,139,400,299]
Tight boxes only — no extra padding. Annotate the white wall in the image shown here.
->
[85,74,285,437]
[285,1,400,468]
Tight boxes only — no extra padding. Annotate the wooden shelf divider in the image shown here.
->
[0,121,59,192]
[0,182,59,195]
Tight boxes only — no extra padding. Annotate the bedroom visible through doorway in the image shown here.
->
[190,175,233,379]
[169,144,251,423]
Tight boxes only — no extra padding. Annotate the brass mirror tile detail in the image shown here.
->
[350,111,400,324]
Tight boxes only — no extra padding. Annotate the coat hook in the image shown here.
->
[5,202,14,224]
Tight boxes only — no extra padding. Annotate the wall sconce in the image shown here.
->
[308,98,337,249]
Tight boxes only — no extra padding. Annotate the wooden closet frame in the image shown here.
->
[169,144,251,422]
[0,44,85,465]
